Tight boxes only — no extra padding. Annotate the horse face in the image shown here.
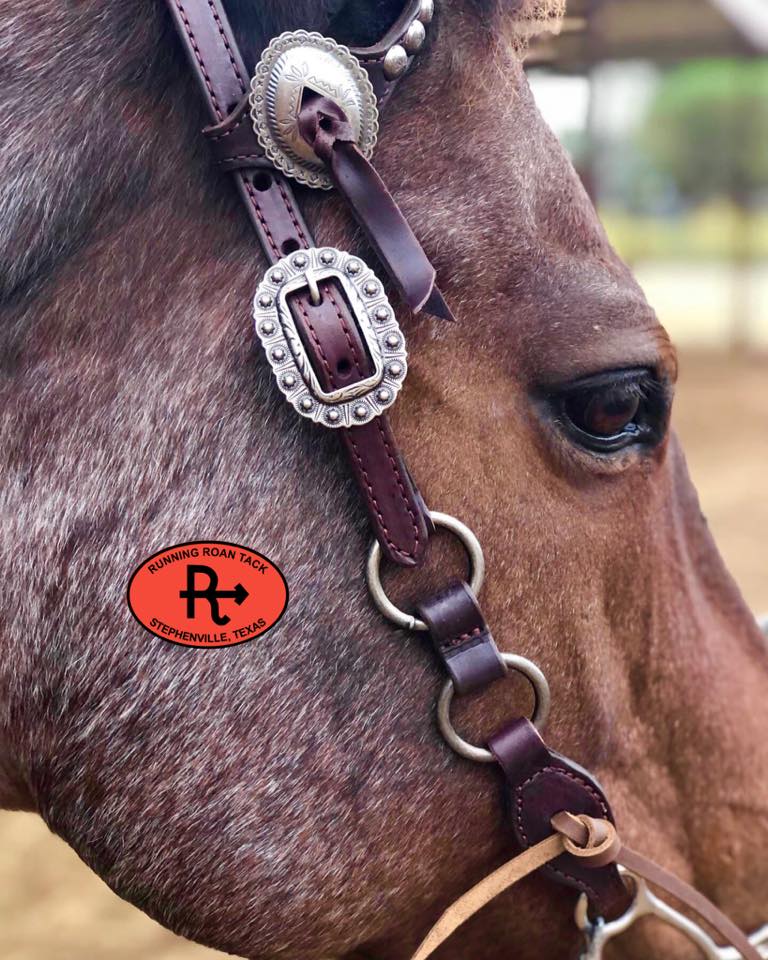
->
[2,2,767,959]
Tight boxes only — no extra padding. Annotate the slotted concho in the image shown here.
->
[250,31,379,190]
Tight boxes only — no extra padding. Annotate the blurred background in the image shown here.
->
[2,1,766,957]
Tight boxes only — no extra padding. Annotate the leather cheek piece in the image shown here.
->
[167,0,432,568]
[287,283,430,568]
[489,717,632,920]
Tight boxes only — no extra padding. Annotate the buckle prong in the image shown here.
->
[305,268,322,306]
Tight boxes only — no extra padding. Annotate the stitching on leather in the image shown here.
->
[243,179,280,258]
[347,431,413,560]
[206,0,247,93]
[445,626,483,648]
[277,181,310,246]
[323,284,366,378]
[375,418,421,557]
[296,300,334,383]
[173,1,224,120]
[515,766,610,901]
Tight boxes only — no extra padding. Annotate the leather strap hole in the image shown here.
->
[281,238,301,256]
[251,171,273,192]
[336,357,352,377]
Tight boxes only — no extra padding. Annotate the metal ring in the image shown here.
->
[437,654,551,763]
[366,511,485,632]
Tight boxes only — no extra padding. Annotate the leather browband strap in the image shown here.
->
[165,0,430,567]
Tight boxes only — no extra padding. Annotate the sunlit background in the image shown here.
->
[3,2,767,957]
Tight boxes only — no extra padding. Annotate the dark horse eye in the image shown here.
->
[553,369,669,453]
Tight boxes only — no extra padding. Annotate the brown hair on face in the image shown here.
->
[2,3,767,960]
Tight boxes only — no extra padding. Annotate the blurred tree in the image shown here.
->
[643,58,768,206]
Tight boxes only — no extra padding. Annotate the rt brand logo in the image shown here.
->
[179,564,249,625]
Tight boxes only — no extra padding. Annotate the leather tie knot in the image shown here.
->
[551,811,622,869]
[297,91,355,165]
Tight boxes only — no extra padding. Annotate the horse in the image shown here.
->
[1,1,767,958]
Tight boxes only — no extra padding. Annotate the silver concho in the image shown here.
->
[253,248,407,427]
[249,31,379,190]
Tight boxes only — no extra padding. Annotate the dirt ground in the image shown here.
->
[1,351,766,960]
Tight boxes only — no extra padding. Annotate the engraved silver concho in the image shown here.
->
[253,248,407,427]
[249,31,379,190]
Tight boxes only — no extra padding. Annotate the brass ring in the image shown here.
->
[436,654,551,763]
[366,511,485,632]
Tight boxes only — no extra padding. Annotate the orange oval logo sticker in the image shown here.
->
[127,541,288,648]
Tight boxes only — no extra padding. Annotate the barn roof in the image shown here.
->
[527,0,768,68]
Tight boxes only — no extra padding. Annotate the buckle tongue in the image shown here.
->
[253,247,407,428]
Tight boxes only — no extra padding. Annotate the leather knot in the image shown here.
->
[297,91,355,164]
[551,811,622,869]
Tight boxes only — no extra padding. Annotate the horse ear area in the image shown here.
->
[513,0,566,34]
[224,0,345,39]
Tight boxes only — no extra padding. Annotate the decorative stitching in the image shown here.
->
[296,298,334,382]
[322,284,366,378]
[243,179,280,258]
[375,417,421,556]
[347,431,415,561]
[277,181,310,247]
[173,0,224,120]
[515,766,611,902]
[206,0,247,93]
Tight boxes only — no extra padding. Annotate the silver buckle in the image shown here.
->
[253,247,407,428]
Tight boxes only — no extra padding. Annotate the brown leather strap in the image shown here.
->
[555,814,762,960]
[410,832,569,960]
[298,92,454,321]
[416,579,507,694]
[287,280,430,567]
[165,0,431,567]
[350,0,427,106]
[488,717,631,918]
[204,94,266,173]
[410,814,762,960]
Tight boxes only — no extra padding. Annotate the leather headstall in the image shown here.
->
[161,0,753,940]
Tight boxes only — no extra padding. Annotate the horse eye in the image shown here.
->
[565,391,640,438]
[553,370,669,454]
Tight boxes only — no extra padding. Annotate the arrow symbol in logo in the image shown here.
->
[179,564,249,626]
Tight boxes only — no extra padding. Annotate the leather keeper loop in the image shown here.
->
[416,579,507,694]
[203,95,268,172]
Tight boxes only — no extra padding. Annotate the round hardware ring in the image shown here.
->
[366,511,485,632]
[437,654,551,763]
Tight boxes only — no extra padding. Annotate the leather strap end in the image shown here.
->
[421,285,455,322]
